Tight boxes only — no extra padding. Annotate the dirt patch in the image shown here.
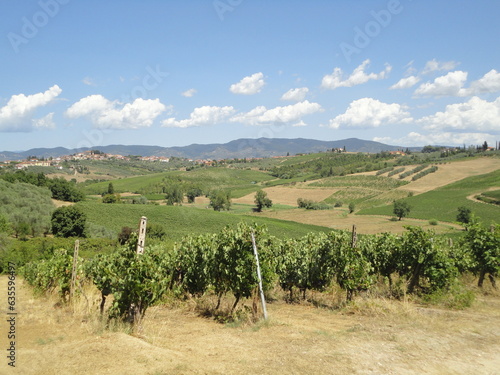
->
[2,276,500,374]
[234,186,339,206]
[51,199,75,208]
[398,158,499,195]
[254,208,461,235]
[353,158,500,196]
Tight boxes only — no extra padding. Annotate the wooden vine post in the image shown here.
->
[70,239,79,302]
[351,224,357,248]
[250,231,268,320]
[136,216,147,254]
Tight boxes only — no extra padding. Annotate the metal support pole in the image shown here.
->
[251,231,268,320]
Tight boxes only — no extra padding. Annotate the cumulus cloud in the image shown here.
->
[281,87,309,102]
[181,88,197,98]
[390,75,420,90]
[0,85,62,132]
[419,96,500,132]
[463,69,500,96]
[414,69,500,97]
[422,59,459,75]
[329,98,412,129]
[162,106,235,128]
[66,95,168,129]
[229,72,265,95]
[321,59,392,90]
[230,100,322,126]
[32,113,56,129]
[374,131,497,147]
[414,71,468,97]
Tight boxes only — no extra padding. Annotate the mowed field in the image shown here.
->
[367,157,500,195]
[3,276,500,375]
[252,209,461,235]
[234,186,339,206]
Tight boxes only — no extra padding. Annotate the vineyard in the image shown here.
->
[21,220,499,331]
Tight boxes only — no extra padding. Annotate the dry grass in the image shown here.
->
[253,208,461,235]
[2,275,500,374]
[233,186,339,206]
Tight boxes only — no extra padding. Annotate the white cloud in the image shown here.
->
[162,106,235,128]
[321,59,392,89]
[281,87,309,102]
[229,72,265,95]
[419,96,500,132]
[181,88,197,98]
[414,71,468,97]
[390,75,420,90]
[66,95,168,129]
[329,98,412,129]
[32,113,56,129]
[422,59,459,75]
[230,100,322,126]
[292,120,307,127]
[463,69,500,96]
[0,85,62,132]
[82,77,95,86]
[375,131,497,147]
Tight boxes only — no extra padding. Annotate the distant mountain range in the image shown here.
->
[0,138,422,161]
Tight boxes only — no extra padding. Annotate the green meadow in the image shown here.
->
[357,169,500,225]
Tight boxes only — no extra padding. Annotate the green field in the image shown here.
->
[357,169,500,225]
[83,167,275,198]
[77,200,332,247]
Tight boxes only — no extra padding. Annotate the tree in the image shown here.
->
[164,183,184,205]
[348,202,355,214]
[186,186,203,203]
[254,190,272,212]
[393,200,411,221]
[482,141,488,151]
[51,206,87,238]
[209,190,231,211]
[48,177,84,202]
[456,206,472,227]
[102,193,120,203]
[107,182,115,195]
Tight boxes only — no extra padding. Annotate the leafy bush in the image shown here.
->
[51,206,87,238]
[297,198,330,210]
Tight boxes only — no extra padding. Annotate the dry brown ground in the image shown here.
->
[358,158,499,196]
[1,276,499,375]
[252,208,461,235]
[234,187,339,206]
[51,199,75,208]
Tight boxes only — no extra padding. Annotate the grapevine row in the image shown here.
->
[20,221,499,327]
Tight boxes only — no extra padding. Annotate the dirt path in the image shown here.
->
[466,186,500,205]
[2,276,499,374]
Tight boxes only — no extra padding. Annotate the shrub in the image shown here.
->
[51,206,87,238]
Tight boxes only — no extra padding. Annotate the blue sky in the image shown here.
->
[1,0,499,151]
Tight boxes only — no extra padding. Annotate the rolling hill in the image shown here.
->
[0,137,421,161]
